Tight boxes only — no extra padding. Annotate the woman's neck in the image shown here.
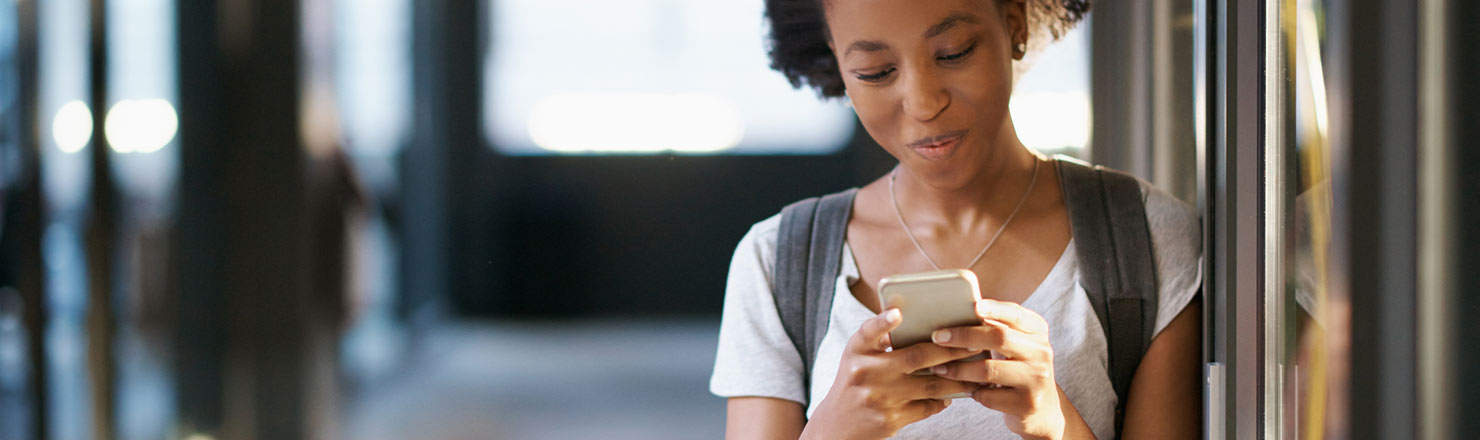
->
[892,140,1041,233]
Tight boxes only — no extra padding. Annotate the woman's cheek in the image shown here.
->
[849,92,902,152]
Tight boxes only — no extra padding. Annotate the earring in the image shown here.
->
[1015,42,1027,55]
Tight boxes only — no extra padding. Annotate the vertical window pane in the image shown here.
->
[37,1,93,439]
[106,0,179,439]
[334,0,411,159]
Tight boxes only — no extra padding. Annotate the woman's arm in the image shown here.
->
[727,397,805,440]
[1121,296,1204,438]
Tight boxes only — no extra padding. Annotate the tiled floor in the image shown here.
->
[343,319,726,440]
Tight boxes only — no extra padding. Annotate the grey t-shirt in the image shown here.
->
[710,180,1202,439]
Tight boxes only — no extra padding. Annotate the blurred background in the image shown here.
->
[0,0,1108,438]
[1,0,1476,439]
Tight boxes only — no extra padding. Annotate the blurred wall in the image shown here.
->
[449,134,896,318]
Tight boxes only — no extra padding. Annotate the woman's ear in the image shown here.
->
[1003,0,1029,60]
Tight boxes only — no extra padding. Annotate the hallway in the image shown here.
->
[343,320,725,439]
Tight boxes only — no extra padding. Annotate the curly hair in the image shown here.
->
[763,0,1092,99]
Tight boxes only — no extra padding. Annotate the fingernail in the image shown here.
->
[886,309,902,323]
[932,329,951,343]
[942,398,952,407]
[976,301,991,317]
[931,365,948,375]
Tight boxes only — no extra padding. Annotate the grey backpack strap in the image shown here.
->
[1055,158,1159,437]
[773,188,858,406]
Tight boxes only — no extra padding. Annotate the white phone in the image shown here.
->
[877,269,991,397]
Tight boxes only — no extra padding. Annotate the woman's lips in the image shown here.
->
[907,131,966,161]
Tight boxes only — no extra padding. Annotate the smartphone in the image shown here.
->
[878,269,984,348]
[878,269,990,396]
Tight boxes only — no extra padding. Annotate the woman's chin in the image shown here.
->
[899,161,980,191]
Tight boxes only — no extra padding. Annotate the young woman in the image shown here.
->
[711,0,1203,439]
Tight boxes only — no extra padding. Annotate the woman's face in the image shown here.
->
[825,0,1026,188]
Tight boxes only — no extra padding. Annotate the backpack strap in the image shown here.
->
[1055,157,1159,437]
[773,188,858,407]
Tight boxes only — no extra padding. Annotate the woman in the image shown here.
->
[711,0,1202,438]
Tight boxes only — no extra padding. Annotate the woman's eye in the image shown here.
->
[938,42,977,62]
[855,67,895,83]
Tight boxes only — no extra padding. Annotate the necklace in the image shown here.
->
[888,159,1040,271]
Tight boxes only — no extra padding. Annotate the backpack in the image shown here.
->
[772,156,1158,437]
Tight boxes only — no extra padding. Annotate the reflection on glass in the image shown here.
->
[1287,0,1339,438]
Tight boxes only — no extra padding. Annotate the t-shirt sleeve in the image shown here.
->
[709,215,808,405]
[1141,184,1204,338]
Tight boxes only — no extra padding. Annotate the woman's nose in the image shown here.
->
[901,69,950,121]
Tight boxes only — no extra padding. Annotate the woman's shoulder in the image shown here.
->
[737,188,863,259]
[727,213,784,288]
[1134,180,1201,255]
[1054,157,1200,247]
[737,213,784,256]
[1130,179,1203,335]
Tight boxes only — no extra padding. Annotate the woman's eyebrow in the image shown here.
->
[923,12,981,39]
[844,40,891,57]
[842,12,981,59]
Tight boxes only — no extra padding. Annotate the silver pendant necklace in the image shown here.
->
[888,159,1040,271]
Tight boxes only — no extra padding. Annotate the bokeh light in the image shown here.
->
[104,98,178,154]
[51,100,92,154]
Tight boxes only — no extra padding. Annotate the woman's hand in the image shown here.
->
[802,309,983,440]
[927,299,1090,440]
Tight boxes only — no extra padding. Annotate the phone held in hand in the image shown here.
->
[877,269,991,394]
